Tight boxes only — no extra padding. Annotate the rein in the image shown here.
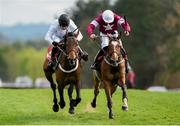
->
[104,56,124,67]
[57,35,79,73]
[56,45,67,57]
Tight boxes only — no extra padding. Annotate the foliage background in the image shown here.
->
[0,0,180,89]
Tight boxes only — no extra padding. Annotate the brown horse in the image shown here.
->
[43,32,81,114]
[91,38,128,119]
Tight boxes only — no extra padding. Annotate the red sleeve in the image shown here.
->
[86,24,95,37]
[121,22,131,32]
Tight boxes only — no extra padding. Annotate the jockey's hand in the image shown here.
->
[90,34,97,41]
[107,33,118,38]
[124,31,130,36]
[52,41,58,46]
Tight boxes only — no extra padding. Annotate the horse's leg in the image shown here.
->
[57,83,66,109]
[91,72,100,108]
[43,67,59,112]
[110,85,117,97]
[119,64,128,111]
[121,84,128,111]
[74,80,81,106]
[68,84,75,114]
[104,81,113,119]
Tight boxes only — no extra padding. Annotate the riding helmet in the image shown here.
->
[102,10,114,23]
[58,14,70,27]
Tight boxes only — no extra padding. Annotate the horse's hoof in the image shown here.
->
[75,98,81,106]
[122,105,128,111]
[70,99,77,107]
[109,116,114,119]
[91,102,96,108]
[52,104,59,112]
[69,108,74,114]
[59,101,65,109]
[109,113,114,119]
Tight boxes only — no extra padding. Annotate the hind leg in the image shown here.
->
[91,70,100,108]
[57,83,66,109]
[43,64,59,112]
[74,80,81,106]
[68,84,75,114]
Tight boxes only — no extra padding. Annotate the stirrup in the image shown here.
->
[81,51,88,61]
[90,63,96,70]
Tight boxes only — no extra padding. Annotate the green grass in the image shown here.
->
[0,88,180,125]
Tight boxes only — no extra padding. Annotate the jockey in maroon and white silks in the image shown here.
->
[86,10,131,48]
[86,10,132,71]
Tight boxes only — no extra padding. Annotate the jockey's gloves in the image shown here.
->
[90,34,97,41]
[52,41,58,46]
[124,31,130,36]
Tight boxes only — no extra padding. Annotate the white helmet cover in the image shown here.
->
[102,10,114,23]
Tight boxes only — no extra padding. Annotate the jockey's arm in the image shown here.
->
[69,19,83,42]
[45,21,62,44]
[117,17,131,36]
[86,20,99,38]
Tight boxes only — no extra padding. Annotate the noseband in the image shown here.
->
[104,40,124,67]
[58,36,79,73]
[66,36,78,59]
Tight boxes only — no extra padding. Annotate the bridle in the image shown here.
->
[104,40,124,67]
[58,35,79,73]
[65,36,78,60]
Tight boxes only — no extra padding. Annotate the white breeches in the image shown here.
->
[100,32,123,49]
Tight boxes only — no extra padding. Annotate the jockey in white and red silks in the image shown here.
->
[86,9,131,72]
[45,14,88,71]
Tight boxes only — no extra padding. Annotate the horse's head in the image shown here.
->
[64,32,79,66]
[106,38,122,66]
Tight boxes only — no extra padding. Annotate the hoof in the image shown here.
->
[109,116,114,119]
[122,105,128,111]
[52,104,59,112]
[70,99,77,107]
[69,108,74,114]
[122,98,128,111]
[59,101,65,109]
[75,98,81,106]
[91,102,96,108]
[109,112,114,119]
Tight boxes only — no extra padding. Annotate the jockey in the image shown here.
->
[45,14,88,70]
[86,9,131,72]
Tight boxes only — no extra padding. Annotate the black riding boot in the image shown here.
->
[121,47,130,73]
[91,47,107,70]
[48,46,58,70]
[78,46,88,61]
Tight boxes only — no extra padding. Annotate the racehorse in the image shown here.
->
[91,37,128,119]
[43,32,81,114]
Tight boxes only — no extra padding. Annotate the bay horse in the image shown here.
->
[91,37,128,119]
[43,32,81,114]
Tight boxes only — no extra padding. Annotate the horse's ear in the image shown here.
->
[74,29,79,38]
[117,32,122,40]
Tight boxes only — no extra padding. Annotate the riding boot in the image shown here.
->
[90,50,100,69]
[120,47,131,73]
[78,46,88,61]
[48,46,58,70]
[91,47,107,70]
